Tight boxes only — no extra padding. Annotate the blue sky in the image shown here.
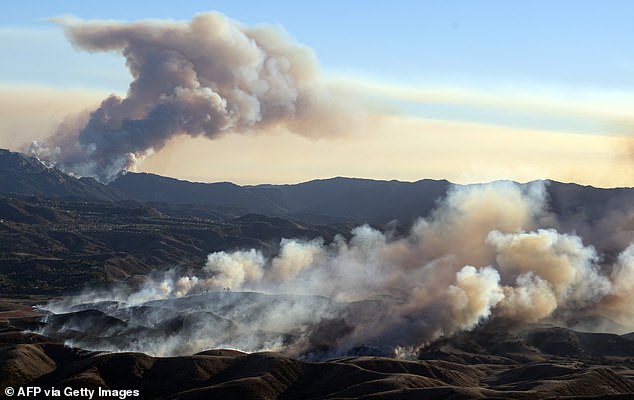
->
[4,1,634,90]
[1,1,633,186]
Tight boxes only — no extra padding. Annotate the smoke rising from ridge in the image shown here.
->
[39,182,634,358]
[29,12,356,182]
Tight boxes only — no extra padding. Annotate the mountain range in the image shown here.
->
[2,146,634,295]
[3,148,634,227]
[5,148,634,399]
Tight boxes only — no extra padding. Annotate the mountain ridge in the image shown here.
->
[109,171,454,223]
[0,149,128,202]
[3,148,634,228]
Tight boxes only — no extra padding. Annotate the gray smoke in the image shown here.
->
[40,181,634,359]
[30,12,354,181]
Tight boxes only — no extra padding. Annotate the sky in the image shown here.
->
[1,1,634,186]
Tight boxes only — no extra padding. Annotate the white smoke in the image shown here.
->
[40,181,634,357]
[488,229,612,316]
[447,265,504,330]
[204,249,266,290]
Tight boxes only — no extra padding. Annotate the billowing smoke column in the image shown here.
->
[41,182,634,358]
[30,12,350,181]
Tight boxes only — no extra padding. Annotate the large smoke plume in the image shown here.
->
[40,182,634,358]
[30,12,353,181]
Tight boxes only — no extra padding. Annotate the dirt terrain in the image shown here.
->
[3,296,634,399]
[4,149,634,398]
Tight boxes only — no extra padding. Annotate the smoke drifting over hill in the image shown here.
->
[29,12,355,182]
[41,182,634,358]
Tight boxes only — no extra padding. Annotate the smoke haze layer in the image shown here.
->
[40,182,634,358]
[30,12,355,182]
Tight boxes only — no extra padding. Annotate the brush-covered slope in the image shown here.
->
[0,149,127,202]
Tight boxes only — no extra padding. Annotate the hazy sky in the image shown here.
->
[2,1,634,186]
